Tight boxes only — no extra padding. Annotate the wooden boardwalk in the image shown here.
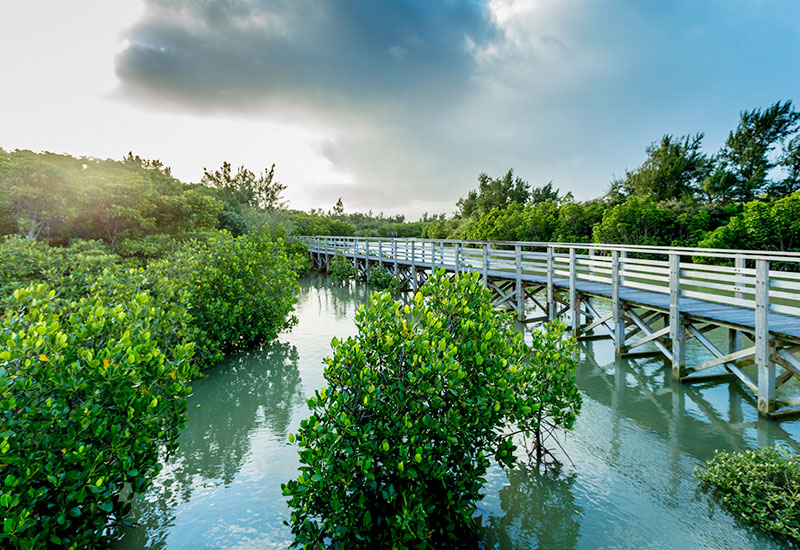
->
[302,236,800,418]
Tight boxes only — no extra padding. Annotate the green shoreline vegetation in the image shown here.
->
[0,153,302,547]
[1,97,798,548]
[696,446,800,543]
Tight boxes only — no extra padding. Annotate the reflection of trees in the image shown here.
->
[302,272,371,319]
[477,467,583,550]
[113,341,301,549]
[178,341,302,482]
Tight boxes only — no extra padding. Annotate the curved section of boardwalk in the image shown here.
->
[302,236,800,419]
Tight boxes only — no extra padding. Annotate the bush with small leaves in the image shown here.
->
[286,238,312,275]
[0,229,301,547]
[696,445,800,542]
[329,250,358,282]
[0,236,121,303]
[365,263,408,293]
[283,270,580,548]
[0,284,196,549]
[148,230,300,366]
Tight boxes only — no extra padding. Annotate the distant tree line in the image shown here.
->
[406,100,800,252]
[292,100,800,252]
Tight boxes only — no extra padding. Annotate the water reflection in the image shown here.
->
[478,467,583,550]
[302,272,366,320]
[114,342,302,549]
[114,278,800,550]
[575,338,800,457]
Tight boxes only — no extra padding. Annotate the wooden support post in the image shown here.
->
[546,247,555,321]
[669,253,686,380]
[430,241,436,271]
[455,243,461,275]
[410,240,417,291]
[392,240,398,276]
[612,250,624,353]
[515,244,524,321]
[365,240,371,283]
[569,248,578,336]
[482,244,489,288]
[620,250,628,285]
[729,255,745,353]
[756,259,774,415]
[585,249,595,324]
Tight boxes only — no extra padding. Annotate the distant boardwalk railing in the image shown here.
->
[301,236,800,418]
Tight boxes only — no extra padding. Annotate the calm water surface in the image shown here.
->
[114,275,800,549]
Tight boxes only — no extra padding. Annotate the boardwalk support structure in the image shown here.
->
[303,236,800,419]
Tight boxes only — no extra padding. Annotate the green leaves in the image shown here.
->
[329,251,358,282]
[147,230,299,367]
[697,445,800,542]
[0,283,197,548]
[284,271,581,548]
[0,229,300,548]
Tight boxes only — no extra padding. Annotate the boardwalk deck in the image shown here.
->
[303,237,800,418]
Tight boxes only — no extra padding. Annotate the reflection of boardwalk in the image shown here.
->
[303,236,800,418]
[575,339,800,455]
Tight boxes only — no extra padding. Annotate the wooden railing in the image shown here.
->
[301,236,800,320]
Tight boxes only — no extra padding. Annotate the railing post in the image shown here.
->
[569,247,578,336]
[585,248,595,323]
[392,239,398,276]
[455,242,461,275]
[365,240,371,283]
[354,237,360,274]
[410,240,417,291]
[756,259,774,415]
[612,250,624,353]
[546,246,555,320]
[430,241,435,271]
[620,250,628,285]
[669,253,685,380]
[729,255,745,353]
[515,244,524,321]
[378,239,384,277]
[482,243,489,288]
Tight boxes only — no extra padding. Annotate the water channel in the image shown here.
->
[114,275,800,549]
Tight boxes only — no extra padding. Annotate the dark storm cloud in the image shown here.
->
[116,0,497,111]
[114,0,800,216]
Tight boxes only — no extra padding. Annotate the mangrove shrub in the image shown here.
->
[283,271,580,548]
[697,446,800,542]
[0,284,196,548]
[148,230,299,366]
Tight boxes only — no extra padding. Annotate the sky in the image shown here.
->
[2,0,800,219]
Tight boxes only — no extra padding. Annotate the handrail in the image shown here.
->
[301,235,800,320]
[299,235,800,263]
